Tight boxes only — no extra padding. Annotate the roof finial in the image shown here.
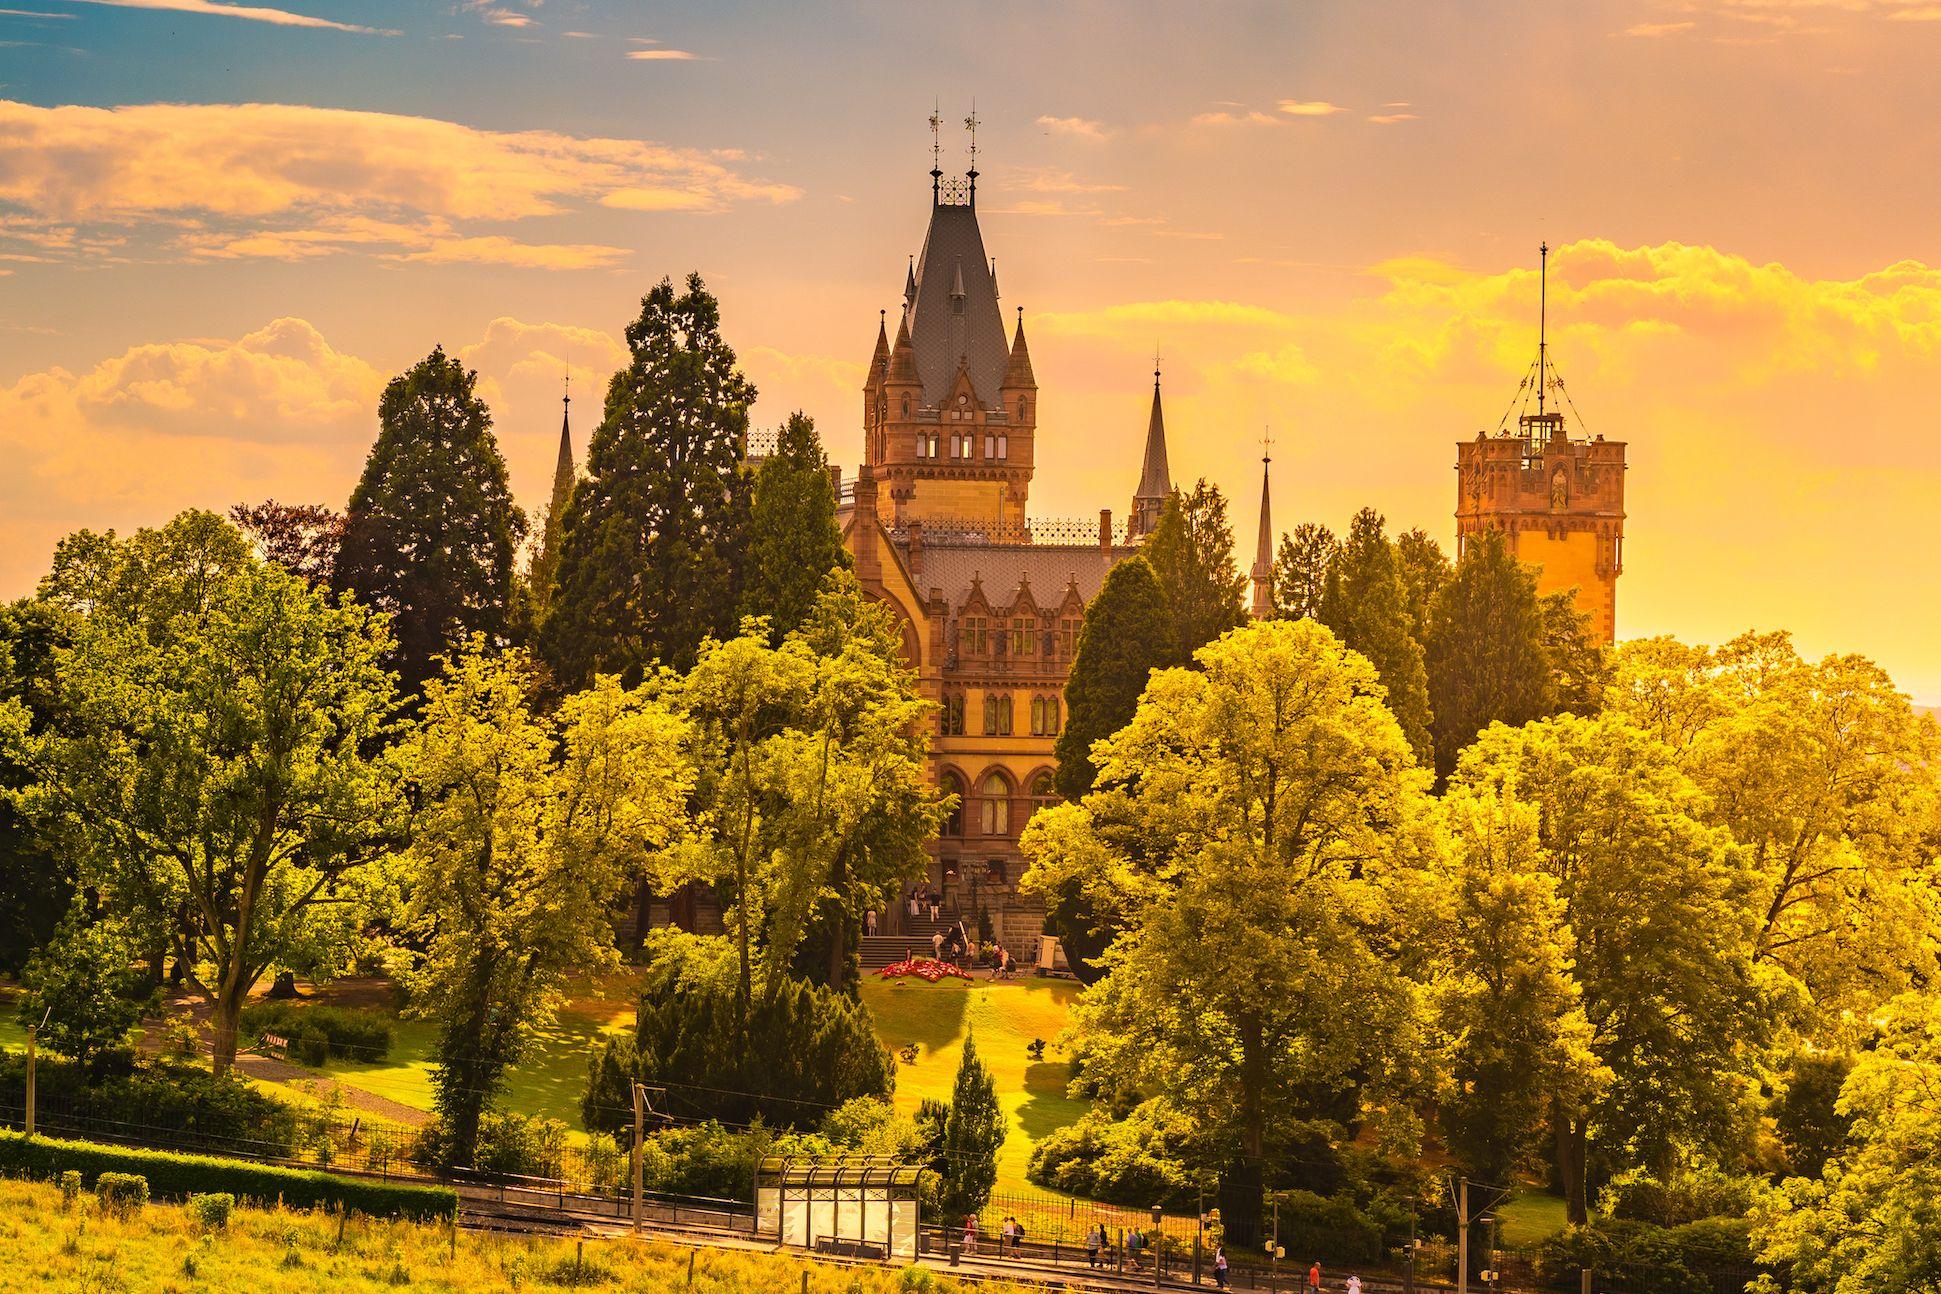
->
[1537,240,1549,418]
[1261,425,1273,465]
[964,102,980,205]
[1153,344,1162,392]
[562,367,570,409]
[929,101,943,204]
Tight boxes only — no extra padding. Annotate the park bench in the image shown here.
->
[259,1032,289,1059]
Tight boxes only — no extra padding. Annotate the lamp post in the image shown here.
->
[1151,1204,1164,1291]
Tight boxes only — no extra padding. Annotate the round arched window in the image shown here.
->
[979,773,1010,836]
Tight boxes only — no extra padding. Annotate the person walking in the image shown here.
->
[931,929,945,960]
[963,1214,978,1255]
[928,890,941,922]
[1086,1223,1102,1269]
[1307,1260,1323,1292]
[1128,1227,1145,1271]
[864,907,878,936]
[1214,1246,1230,1289]
[1345,1276,1362,1294]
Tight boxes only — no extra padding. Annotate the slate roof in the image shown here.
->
[904,202,1009,408]
[902,539,1133,609]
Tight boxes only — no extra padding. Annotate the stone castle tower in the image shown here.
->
[1455,245,1626,641]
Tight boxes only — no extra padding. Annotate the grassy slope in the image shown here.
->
[1496,1190,1570,1246]
[0,1175,1032,1293]
[858,977,1088,1195]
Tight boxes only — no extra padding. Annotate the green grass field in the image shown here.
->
[858,976,1087,1195]
[1496,1189,1570,1245]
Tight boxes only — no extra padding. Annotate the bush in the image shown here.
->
[410,1110,571,1179]
[292,1027,331,1067]
[1027,1100,1209,1209]
[239,1001,392,1062]
[1270,1189,1383,1265]
[1536,1217,1758,1294]
[95,1171,149,1217]
[0,1053,301,1156]
[187,1191,234,1231]
[59,1169,82,1208]
[0,1131,456,1219]
[1601,1164,1758,1227]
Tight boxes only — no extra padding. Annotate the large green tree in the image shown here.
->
[1424,528,1554,778]
[1449,713,1760,1222]
[545,274,756,683]
[1052,555,1172,801]
[1271,522,1338,623]
[939,1032,1005,1222]
[399,648,689,1166]
[0,600,69,976]
[1141,480,1247,662]
[1394,527,1451,645]
[1023,618,1437,1240]
[334,348,523,692]
[10,512,403,1073]
[739,412,850,640]
[1319,508,1434,763]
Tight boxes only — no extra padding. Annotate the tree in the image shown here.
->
[1424,528,1553,778]
[545,274,756,683]
[939,1032,1004,1222]
[1053,555,1173,801]
[1610,631,1941,1029]
[1751,995,1941,1294]
[12,511,403,1074]
[399,647,689,1166]
[1539,590,1610,716]
[0,600,70,975]
[1271,522,1338,623]
[1450,713,1760,1222]
[15,905,151,1069]
[228,501,345,589]
[1394,527,1450,645]
[1022,619,1437,1240]
[1318,509,1434,763]
[1142,480,1246,662]
[334,348,523,693]
[739,412,850,639]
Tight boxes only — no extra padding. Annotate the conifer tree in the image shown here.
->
[1271,522,1338,622]
[1054,555,1172,800]
[1394,527,1451,645]
[334,348,523,692]
[1424,528,1553,777]
[1319,509,1434,763]
[1142,480,1246,662]
[939,1032,1004,1222]
[544,275,756,683]
[738,412,850,639]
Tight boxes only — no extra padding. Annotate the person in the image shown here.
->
[1307,1260,1323,1292]
[1013,1217,1026,1255]
[1128,1227,1144,1270]
[1086,1223,1101,1269]
[1345,1276,1362,1294]
[931,929,945,960]
[907,889,919,920]
[963,1213,977,1255]
[864,907,878,936]
[1214,1246,1230,1289]
[928,890,941,922]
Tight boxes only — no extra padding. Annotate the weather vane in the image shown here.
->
[964,104,981,201]
[1261,426,1273,463]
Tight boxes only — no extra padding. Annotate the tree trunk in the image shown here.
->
[1552,1096,1589,1224]
[1226,1013,1267,1245]
[266,970,300,1000]
[211,973,249,1076]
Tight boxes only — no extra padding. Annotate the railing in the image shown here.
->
[891,517,1128,547]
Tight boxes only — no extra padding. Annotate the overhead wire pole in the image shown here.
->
[632,1083,647,1235]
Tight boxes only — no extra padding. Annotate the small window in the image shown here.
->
[980,774,1010,836]
[983,693,1000,736]
[901,395,911,418]
[994,434,1008,460]
[1011,617,1031,656]
[998,695,1013,736]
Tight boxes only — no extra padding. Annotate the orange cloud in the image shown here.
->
[1036,115,1110,141]
[1277,99,1347,117]
[55,0,384,32]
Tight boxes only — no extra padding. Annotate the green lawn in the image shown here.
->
[1496,1189,1570,1245]
[859,976,1088,1194]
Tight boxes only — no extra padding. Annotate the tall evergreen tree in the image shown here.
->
[1394,527,1451,645]
[1054,556,1172,801]
[1424,528,1553,778]
[1142,480,1246,662]
[1271,522,1338,622]
[334,348,523,692]
[738,412,849,639]
[544,274,756,683]
[939,1032,1005,1222]
[1319,509,1434,763]
[1538,589,1611,716]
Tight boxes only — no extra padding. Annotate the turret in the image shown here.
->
[1250,446,1274,619]
[1129,364,1172,540]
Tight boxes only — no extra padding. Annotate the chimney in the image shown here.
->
[1099,508,1113,552]
[906,520,925,578]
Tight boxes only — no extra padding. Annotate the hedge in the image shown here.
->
[239,1002,393,1062]
[0,1132,456,1220]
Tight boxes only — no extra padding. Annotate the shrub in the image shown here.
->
[1534,1217,1760,1294]
[292,1027,331,1067]
[95,1171,149,1217]
[239,1002,393,1062]
[187,1191,234,1231]
[1601,1164,1758,1228]
[0,1054,301,1157]
[410,1110,571,1179]
[1027,1101,1208,1209]
[59,1169,82,1208]
[1270,1189,1383,1265]
[0,1131,456,1219]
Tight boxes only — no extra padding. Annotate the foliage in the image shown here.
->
[1537,1217,1758,1294]
[1026,1100,1208,1208]
[1023,618,1436,1240]
[583,945,893,1135]
[0,598,70,976]
[1538,589,1610,715]
[411,1110,573,1180]
[1140,480,1247,662]
[239,1001,393,1062]
[95,1170,150,1217]
[187,1190,235,1231]
[228,501,344,590]
[1449,713,1760,1222]
[398,646,688,1166]
[1270,522,1337,623]
[656,573,940,1004]
[1600,1164,1758,1228]
[1269,1188,1384,1265]
[14,511,403,1073]
[1750,994,1941,1294]
[0,1053,302,1154]
[938,1033,1003,1221]
[1318,508,1434,763]
[0,1131,457,1218]
[1424,527,1553,778]
[739,412,850,639]
[1053,554,1173,803]
[1771,1051,1853,1177]
[544,273,756,683]
[1393,527,1450,645]
[334,348,524,693]
[16,904,151,1067]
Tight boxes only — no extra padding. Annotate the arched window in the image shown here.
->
[983,693,1000,736]
[941,773,965,837]
[1029,771,1057,811]
[1030,696,1045,736]
[998,695,1014,736]
[980,773,1010,836]
[901,395,911,419]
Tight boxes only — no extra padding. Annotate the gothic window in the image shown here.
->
[941,772,965,837]
[994,434,1008,459]
[1059,618,1082,656]
[980,773,1010,836]
[998,695,1014,735]
[901,395,911,418]
[983,434,995,458]
[964,616,986,654]
[1011,617,1031,656]
[983,693,1000,736]
[941,692,965,736]
[1029,696,1046,736]
[1029,771,1056,814]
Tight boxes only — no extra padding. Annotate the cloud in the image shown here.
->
[1367,113,1420,124]
[1190,108,1280,127]
[1036,115,1109,141]
[54,0,384,33]
[0,99,799,265]
[0,7,77,15]
[626,48,698,59]
[1624,19,1698,35]
[1277,99,1347,117]
[478,7,533,27]
[1010,168,1126,195]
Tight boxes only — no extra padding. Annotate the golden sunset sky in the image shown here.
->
[5,1,1941,696]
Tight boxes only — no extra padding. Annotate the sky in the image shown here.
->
[5,0,1941,697]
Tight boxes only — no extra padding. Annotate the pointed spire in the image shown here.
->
[868,309,890,385]
[990,257,999,300]
[1251,431,1275,619]
[950,257,966,300]
[1004,306,1036,389]
[1137,363,1171,500]
[534,376,576,609]
[887,312,920,386]
[904,255,917,308]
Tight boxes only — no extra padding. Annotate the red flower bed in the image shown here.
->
[878,957,972,983]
